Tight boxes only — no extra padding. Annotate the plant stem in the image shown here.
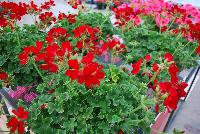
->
[167,18,174,31]
[14,25,21,46]
[32,60,44,82]
[131,105,143,113]
[171,32,183,56]
[173,41,190,56]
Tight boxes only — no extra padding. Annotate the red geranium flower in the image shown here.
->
[131,58,143,75]
[40,62,58,73]
[81,53,94,64]
[168,62,179,83]
[158,80,187,110]
[152,62,159,72]
[48,89,55,94]
[195,45,200,55]
[40,0,55,10]
[7,117,22,134]
[155,103,160,113]
[164,52,174,62]
[7,107,28,134]
[65,59,80,80]
[145,54,151,62]
[0,72,8,80]
[39,12,56,26]
[12,107,29,120]
[78,62,105,88]
[118,129,124,134]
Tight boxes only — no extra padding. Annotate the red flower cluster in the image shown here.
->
[113,0,200,55]
[164,52,174,62]
[196,45,200,55]
[189,23,200,41]
[25,1,39,14]
[19,40,72,73]
[18,41,43,65]
[68,0,82,9]
[7,107,29,134]
[25,0,55,15]
[58,13,77,23]
[158,80,187,110]
[0,2,27,28]
[0,2,27,21]
[46,27,70,45]
[131,58,143,75]
[73,25,101,54]
[73,25,99,38]
[112,5,142,27]
[66,53,105,88]
[0,71,8,80]
[39,12,56,26]
[131,52,188,111]
[40,0,55,10]
[101,39,126,54]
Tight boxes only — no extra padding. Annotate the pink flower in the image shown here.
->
[24,92,38,103]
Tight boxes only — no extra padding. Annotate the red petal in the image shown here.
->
[68,59,79,69]
[49,63,58,73]
[81,53,94,64]
[18,121,25,134]
[131,58,143,75]
[145,54,151,62]
[7,117,19,133]
[195,45,200,55]
[0,72,8,80]
[152,62,159,72]
[164,52,174,62]
[65,69,79,80]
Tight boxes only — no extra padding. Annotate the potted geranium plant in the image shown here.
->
[0,0,199,134]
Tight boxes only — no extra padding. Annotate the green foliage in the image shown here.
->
[27,66,155,134]
[122,27,199,70]
[0,25,46,86]
[58,12,114,39]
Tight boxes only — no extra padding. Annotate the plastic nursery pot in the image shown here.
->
[96,2,107,10]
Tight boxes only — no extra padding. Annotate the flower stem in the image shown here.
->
[173,41,190,56]
[14,25,21,46]
[32,60,44,82]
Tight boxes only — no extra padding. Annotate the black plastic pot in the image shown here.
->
[96,2,107,10]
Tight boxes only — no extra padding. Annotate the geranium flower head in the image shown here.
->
[145,54,151,62]
[12,107,29,120]
[164,52,173,62]
[68,59,79,69]
[81,53,94,64]
[0,72,8,80]
[152,62,159,72]
[195,45,200,55]
[7,117,19,133]
[131,58,143,75]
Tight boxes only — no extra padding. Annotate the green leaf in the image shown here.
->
[44,117,53,125]
[0,55,8,66]
[112,115,121,123]
[63,118,77,131]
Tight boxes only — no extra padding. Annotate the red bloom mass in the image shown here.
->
[131,58,143,75]
[12,107,29,120]
[145,54,151,62]
[7,107,28,134]
[164,52,174,62]
[195,45,200,55]
[65,53,105,88]
[0,72,8,80]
